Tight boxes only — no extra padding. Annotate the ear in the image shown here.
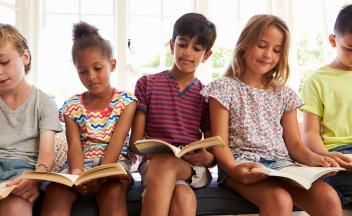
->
[111,58,116,72]
[202,50,212,63]
[22,49,30,66]
[328,34,336,48]
[169,39,175,54]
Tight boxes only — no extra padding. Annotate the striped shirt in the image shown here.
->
[135,70,210,146]
[59,89,137,159]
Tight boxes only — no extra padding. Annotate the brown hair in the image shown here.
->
[71,21,113,64]
[0,23,31,74]
[225,14,290,90]
[172,13,217,52]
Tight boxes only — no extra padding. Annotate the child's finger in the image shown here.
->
[7,177,22,186]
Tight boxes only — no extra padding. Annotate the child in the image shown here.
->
[201,14,342,216]
[41,21,137,216]
[300,4,352,209]
[0,23,62,216]
[129,13,216,216]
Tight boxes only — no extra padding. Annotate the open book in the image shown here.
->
[20,163,129,188]
[253,165,345,190]
[0,181,16,200]
[134,136,225,158]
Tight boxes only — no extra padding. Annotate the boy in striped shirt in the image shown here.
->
[130,13,217,216]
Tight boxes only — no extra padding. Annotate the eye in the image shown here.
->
[0,60,10,65]
[94,66,103,71]
[273,47,282,53]
[177,43,187,48]
[193,46,203,52]
[78,70,87,74]
[257,42,266,49]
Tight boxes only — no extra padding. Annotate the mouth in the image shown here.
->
[180,58,193,64]
[257,60,272,65]
[89,83,100,88]
[0,78,10,84]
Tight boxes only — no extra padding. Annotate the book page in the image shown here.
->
[0,181,16,199]
[75,168,129,185]
[178,136,225,157]
[20,171,79,187]
[255,166,344,189]
[135,139,181,156]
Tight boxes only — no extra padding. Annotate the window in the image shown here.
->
[2,0,351,102]
[37,0,116,106]
[0,0,16,25]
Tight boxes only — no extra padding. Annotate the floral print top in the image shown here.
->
[201,76,303,162]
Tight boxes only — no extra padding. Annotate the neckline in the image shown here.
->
[166,70,199,95]
[80,88,116,112]
[0,86,35,113]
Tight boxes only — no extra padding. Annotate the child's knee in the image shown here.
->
[170,185,196,215]
[0,195,33,215]
[261,189,293,214]
[173,185,196,206]
[99,181,127,199]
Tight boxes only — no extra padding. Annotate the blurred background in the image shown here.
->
[0,0,350,106]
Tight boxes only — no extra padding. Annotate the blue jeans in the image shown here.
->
[323,144,352,209]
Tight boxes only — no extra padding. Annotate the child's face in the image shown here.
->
[330,33,352,70]
[75,48,116,95]
[0,43,30,94]
[170,35,212,75]
[244,26,284,78]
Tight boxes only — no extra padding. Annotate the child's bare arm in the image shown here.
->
[209,98,266,183]
[102,101,137,164]
[302,112,352,167]
[36,130,56,171]
[283,110,339,167]
[129,109,146,155]
[64,115,84,173]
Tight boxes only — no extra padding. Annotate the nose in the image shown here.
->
[88,71,97,81]
[263,49,272,58]
[183,46,191,56]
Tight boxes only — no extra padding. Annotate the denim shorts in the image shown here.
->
[324,144,352,209]
[138,160,212,189]
[217,157,293,184]
[0,158,34,183]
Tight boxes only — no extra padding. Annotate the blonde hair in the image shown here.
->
[0,23,31,74]
[225,14,290,90]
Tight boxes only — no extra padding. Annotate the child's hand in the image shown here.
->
[71,168,84,175]
[8,178,40,203]
[307,154,340,167]
[76,180,102,195]
[231,162,267,184]
[182,148,214,167]
[326,152,352,169]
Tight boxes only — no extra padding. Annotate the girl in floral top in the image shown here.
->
[201,14,342,216]
[41,22,137,216]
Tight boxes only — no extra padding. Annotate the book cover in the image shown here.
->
[134,136,225,158]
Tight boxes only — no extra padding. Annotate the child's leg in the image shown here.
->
[225,177,293,216]
[141,153,193,216]
[0,195,34,216]
[169,184,196,216]
[40,183,78,216]
[96,180,129,216]
[285,179,342,216]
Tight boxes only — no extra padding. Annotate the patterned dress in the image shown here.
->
[59,89,137,162]
[201,76,303,162]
